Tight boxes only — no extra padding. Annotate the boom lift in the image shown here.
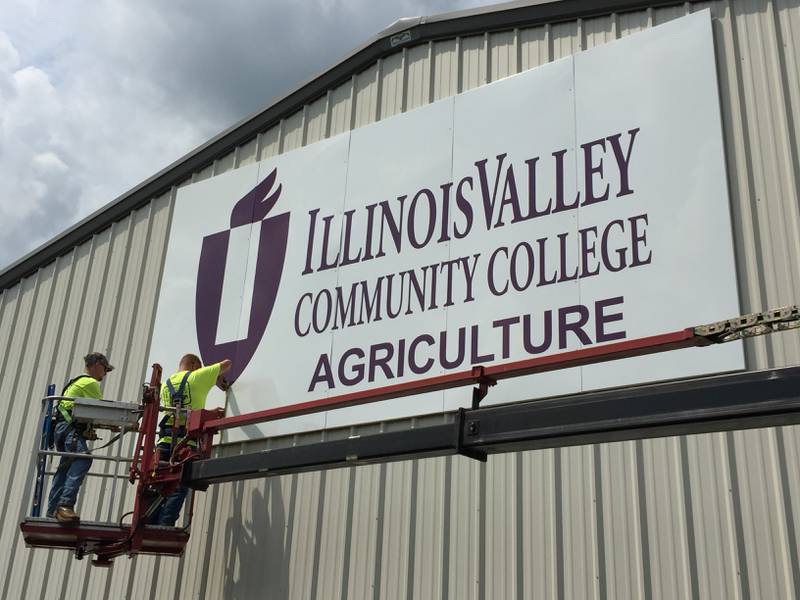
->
[19,365,206,566]
[19,306,800,565]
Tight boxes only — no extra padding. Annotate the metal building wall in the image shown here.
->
[1,0,799,598]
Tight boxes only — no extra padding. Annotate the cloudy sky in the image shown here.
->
[0,0,496,270]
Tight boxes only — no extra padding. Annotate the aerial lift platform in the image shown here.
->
[19,306,800,565]
[19,365,195,566]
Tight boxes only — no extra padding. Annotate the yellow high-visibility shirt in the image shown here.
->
[159,363,221,443]
[60,375,102,415]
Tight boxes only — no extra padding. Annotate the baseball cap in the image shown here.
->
[85,352,115,372]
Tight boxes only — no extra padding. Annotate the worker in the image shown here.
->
[46,352,114,523]
[149,353,231,526]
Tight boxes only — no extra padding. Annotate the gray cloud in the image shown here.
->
[0,0,490,270]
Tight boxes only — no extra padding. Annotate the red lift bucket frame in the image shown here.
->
[19,364,218,566]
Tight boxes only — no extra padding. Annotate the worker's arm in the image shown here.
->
[216,359,232,391]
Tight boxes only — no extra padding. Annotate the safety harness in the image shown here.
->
[47,375,94,448]
[159,372,192,445]
[56,375,95,425]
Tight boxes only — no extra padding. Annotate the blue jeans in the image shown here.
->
[149,485,188,527]
[47,421,92,515]
[147,444,188,527]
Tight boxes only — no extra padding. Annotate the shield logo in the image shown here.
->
[195,168,290,383]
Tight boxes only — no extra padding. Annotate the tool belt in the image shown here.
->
[54,407,88,433]
[158,421,199,451]
[158,423,187,442]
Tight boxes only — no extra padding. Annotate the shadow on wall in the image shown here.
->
[223,477,290,599]
[226,390,268,440]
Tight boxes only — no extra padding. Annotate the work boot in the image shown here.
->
[55,506,79,524]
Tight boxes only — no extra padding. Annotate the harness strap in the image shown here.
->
[160,371,192,438]
[61,374,93,396]
[57,374,95,424]
[165,372,192,408]
[56,404,73,424]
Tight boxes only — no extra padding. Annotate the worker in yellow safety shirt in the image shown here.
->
[47,352,114,523]
[149,353,231,526]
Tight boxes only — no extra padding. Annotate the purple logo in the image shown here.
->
[195,168,290,383]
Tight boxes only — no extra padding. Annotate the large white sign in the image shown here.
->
[150,10,744,440]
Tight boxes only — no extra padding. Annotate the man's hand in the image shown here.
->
[219,358,232,375]
[216,358,232,390]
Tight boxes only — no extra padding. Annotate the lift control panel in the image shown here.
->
[71,397,140,429]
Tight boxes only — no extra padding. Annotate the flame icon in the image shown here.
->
[195,168,290,383]
[229,167,283,227]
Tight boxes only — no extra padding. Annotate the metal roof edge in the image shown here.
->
[0,0,693,291]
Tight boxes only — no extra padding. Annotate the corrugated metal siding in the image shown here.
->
[2,1,800,598]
